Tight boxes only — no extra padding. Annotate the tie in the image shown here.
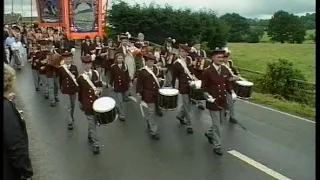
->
[217,66,221,75]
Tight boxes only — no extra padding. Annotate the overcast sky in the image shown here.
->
[4,0,315,19]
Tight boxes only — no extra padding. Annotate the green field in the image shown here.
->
[227,42,316,83]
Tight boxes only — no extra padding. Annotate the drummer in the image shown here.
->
[171,44,195,134]
[222,47,241,124]
[58,52,79,130]
[136,53,164,140]
[109,52,131,121]
[77,56,103,154]
[201,48,234,155]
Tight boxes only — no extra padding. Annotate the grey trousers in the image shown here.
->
[227,92,235,119]
[47,77,59,102]
[32,70,40,89]
[164,70,172,87]
[67,94,77,123]
[146,103,158,135]
[114,92,126,118]
[207,110,226,148]
[86,115,99,146]
[40,74,48,95]
[12,50,22,67]
[178,94,193,128]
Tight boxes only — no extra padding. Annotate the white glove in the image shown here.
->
[231,91,237,100]
[71,48,75,53]
[91,54,96,61]
[207,95,216,103]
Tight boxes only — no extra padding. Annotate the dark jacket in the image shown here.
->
[3,98,33,180]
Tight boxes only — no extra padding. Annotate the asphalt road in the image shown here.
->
[13,51,315,180]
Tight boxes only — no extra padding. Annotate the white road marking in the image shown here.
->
[228,150,291,180]
[238,99,315,124]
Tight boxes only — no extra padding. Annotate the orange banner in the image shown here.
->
[64,0,103,40]
[101,0,108,36]
[35,0,65,27]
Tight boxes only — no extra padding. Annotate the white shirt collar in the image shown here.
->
[212,63,221,71]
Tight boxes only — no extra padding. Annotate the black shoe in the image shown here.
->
[35,87,39,91]
[213,148,223,155]
[68,123,74,130]
[198,105,205,110]
[204,133,213,144]
[187,127,194,134]
[176,116,186,125]
[156,110,163,117]
[44,94,49,99]
[119,117,126,121]
[50,102,56,107]
[93,145,100,154]
[151,133,160,140]
[88,136,94,143]
[229,117,237,124]
[55,97,60,102]
[190,100,196,105]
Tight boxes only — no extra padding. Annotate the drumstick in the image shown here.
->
[140,103,145,117]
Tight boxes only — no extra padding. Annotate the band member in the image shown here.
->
[29,43,41,91]
[38,41,49,99]
[161,37,177,87]
[118,33,135,82]
[201,48,233,155]
[222,47,241,124]
[77,56,103,154]
[45,50,60,107]
[10,35,23,69]
[93,36,105,76]
[171,44,195,134]
[59,52,79,130]
[109,52,130,121]
[81,36,92,56]
[192,42,207,58]
[104,39,116,87]
[136,53,164,139]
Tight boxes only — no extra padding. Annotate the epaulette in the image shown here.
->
[111,63,116,67]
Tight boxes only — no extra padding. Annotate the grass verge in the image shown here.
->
[249,92,315,120]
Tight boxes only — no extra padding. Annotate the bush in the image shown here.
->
[255,59,308,103]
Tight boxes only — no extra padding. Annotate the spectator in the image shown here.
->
[4,63,33,180]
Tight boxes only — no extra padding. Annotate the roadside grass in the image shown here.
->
[250,92,315,120]
[227,42,315,83]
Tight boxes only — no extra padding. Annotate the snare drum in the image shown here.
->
[189,80,205,100]
[93,97,117,125]
[158,88,179,110]
[234,81,254,99]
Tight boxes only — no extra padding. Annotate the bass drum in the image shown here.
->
[158,88,179,110]
[93,97,117,126]
[234,81,254,99]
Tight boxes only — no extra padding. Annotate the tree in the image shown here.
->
[108,1,229,49]
[267,10,306,43]
[245,27,264,43]
[220,13,250,42]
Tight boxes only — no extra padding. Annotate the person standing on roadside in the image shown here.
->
[3,63,33,180]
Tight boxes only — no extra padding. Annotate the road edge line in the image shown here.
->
[238,99,315,124]
[227,150,292,180]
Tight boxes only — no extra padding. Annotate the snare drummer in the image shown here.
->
[136,53,164,139]
[171,44,195,134]
[222,47,241,124]
[201,48,233,155]
[58,52,79,130]
[110,52,130,121]
[77,56,103,154]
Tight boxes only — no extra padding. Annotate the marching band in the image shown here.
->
[6,24,254,156]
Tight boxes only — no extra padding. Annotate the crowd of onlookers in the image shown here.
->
[4,23,34,180]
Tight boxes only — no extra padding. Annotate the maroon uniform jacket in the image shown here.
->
[201,65,233,111]
[110,62,130,93]
[59,64,79,95]
[30,51,41,70]
[103,46,116,70]
[136,65,163,104]
[160,47,177,69]
[38,51,47,75]
[77,70,103,115]
[171,56,195,94]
